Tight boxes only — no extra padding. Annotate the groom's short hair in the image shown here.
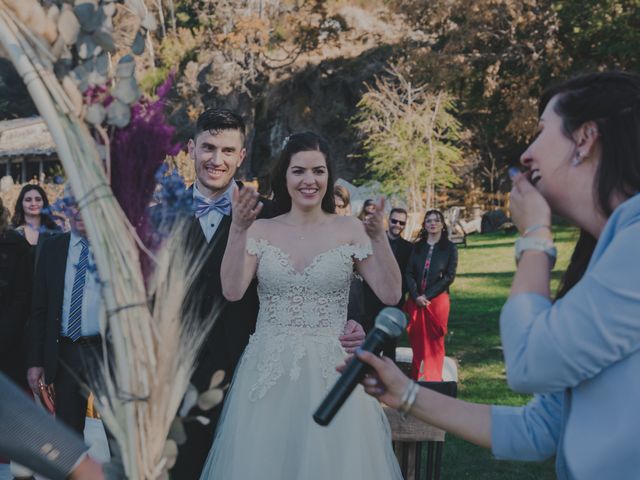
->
[194,108,246,142]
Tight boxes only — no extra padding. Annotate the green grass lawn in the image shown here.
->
[426,227,578,479]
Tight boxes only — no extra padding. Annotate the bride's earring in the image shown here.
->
[572,151,583,167]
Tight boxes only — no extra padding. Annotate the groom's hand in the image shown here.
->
[340,320,365,353]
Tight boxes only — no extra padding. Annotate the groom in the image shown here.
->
[169,109,366,479]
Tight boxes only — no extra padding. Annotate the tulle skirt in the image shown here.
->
[199,329,403,479]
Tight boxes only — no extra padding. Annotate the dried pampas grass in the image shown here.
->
[93,218,222,478]
[0,1,223,477]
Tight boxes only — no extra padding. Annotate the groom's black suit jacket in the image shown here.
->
[171,184,276,479]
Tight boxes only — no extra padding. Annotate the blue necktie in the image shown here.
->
[194,195,232,218]
[66,239,89,341]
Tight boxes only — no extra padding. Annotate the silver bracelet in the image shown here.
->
[399,381,419,419]
[523,223,551,237]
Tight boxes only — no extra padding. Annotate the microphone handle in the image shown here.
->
[313,329,388,426]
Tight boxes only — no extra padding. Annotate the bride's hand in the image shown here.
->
[362,197,386,240]
[232,186,263,231]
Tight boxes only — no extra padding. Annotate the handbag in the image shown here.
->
[38,380,56,414]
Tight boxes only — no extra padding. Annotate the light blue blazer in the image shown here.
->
[491,193,640,480]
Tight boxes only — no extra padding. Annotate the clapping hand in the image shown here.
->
[231,186,263,231]
[362,197,386,239]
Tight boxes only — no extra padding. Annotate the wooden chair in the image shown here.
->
[445,206,467,247]
[386,351,458,480]
[384,381,457,480]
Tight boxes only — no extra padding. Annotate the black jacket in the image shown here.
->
[170,184,277,392]
[27,232,70,384]
[0,229,32,384]
[165,184,277,479]
[363,234,412,331]
[405,239,458,301]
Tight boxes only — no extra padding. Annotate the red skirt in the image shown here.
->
[403,292,450,381]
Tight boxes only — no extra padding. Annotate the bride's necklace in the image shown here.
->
[278,217,329,241]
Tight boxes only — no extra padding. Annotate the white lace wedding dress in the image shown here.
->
[199,238,403,479]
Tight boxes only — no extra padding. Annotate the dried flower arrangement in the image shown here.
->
[0,1,222,478]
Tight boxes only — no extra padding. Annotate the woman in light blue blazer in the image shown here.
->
[349,71,640,480]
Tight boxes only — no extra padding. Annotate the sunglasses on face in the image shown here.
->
[425,219,441,224]
[390,219,406,226]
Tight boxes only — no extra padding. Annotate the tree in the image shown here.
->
[353,67,469,212]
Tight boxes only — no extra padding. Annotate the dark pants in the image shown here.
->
[54,338,101,435]
[171,402,223,480]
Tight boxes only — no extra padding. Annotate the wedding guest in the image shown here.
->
[333,184,352,216]
[0,197,31,387]
[353,71,640,480]
[334,185,367,327]
[363,207,412,357]
[404,209,457,380]
[11,184,59,247]
[26,196,104,435]
[357,198,376,221]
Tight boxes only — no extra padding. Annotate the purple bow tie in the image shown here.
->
[195,195,232,218]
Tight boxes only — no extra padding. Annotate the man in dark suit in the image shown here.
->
[26,203,104,435]
[363,207,412,359]
[169,109,365,479]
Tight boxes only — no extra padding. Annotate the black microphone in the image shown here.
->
[313,307,407,426]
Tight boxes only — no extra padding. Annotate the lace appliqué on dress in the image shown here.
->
[241,238,372,401]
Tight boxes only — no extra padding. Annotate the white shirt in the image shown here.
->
[193,182,235,243]
[59,232,103,337]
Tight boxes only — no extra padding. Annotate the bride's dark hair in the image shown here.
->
[270,131,336,215]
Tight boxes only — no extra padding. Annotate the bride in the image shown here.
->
[199,132,403,479]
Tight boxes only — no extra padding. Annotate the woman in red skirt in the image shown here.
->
[404,210,458,381]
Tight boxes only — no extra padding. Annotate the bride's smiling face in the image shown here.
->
[286,150,329,209]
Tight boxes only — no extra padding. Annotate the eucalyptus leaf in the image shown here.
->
[115,54,135,78]
[141,12,157,31]
[86,69,107,87]
[194,415,210,425]
[93,52,109,76]
[179,383,199,417]
[70,63,89,92]
[131,30,145,55]
[77,32,102,59]
[51,35,66,59]
[57,7,80,44]
[73,3,103,33]
[111,77,140,105]
[197,389,224,411]
[162,440,178,470]
[106,99,131,128]
[93,27,115,53]
[167,418,187,445]
[85,103,105,125]
[209,370,225,389]
[54,53,73,78]
[103,2,116,17]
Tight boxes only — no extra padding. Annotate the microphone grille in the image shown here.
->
[374,307,407,338]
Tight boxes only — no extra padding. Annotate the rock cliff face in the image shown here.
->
[177,4,417,188]
[249,44,398,187]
